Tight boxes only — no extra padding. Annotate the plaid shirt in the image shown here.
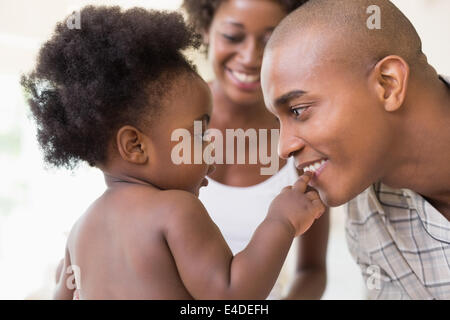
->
[346,183,450,300]
[345,75,450,300]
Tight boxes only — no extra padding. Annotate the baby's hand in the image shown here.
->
[268,172,325,237]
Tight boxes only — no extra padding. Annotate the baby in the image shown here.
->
[22,6,325,299]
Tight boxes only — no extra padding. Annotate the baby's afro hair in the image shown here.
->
[21,6,201,169]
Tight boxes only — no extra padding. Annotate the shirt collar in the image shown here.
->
[403,189,450,244]
[368,183,450,244]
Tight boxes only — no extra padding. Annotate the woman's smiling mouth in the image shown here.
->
[225,67,261,91]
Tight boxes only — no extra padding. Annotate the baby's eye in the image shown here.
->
[195,128,209,141]
[203,130,211,140]
[194,132,206,139]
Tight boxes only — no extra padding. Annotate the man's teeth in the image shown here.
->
[231,70,259,83]
[304,160,327,173]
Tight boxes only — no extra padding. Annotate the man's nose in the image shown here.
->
[278,124,305,159]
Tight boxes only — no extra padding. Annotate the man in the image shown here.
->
[261,0,450,299]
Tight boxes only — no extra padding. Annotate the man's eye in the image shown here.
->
[291,106,310,118]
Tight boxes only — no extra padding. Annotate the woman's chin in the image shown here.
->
[223,83,263,106]
[233,93,263,107]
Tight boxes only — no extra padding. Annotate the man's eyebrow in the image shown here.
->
[274,90,307,107]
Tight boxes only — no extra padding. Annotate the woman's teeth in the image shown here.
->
[303,159,327,174]
[230,70,259,83]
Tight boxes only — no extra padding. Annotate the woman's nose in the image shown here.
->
[237,37,263,68]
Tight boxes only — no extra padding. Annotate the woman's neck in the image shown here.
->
[209,80,276,129]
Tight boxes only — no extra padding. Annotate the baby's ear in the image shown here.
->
[116,125,149,165]
[372,55,410,112]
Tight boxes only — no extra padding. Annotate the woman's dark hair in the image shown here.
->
[183,0,309,33]
[21,6,201,169]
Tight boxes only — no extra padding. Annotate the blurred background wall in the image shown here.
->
[0,0,448,299]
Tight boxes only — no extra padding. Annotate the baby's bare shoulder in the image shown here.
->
[156,190,207,214]
[153,190,211,230]
[121,187,208,220]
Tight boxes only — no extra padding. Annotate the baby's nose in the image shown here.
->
[207,165,216,175]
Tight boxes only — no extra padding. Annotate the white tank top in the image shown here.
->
[199,157,299,299]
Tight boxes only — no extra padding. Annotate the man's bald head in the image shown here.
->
[260,0,449,208]
[266,0,425,72]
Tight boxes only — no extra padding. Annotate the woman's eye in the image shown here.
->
[262,33,273,46]
[222,34,243,43]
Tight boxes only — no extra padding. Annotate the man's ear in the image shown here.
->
[372,55,410,112]
[116,125,149,165]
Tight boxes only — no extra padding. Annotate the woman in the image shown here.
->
[183,0,329,299]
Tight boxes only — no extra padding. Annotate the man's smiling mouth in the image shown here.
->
[297,159,328,175]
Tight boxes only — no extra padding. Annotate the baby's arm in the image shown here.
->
[164,172,324,299]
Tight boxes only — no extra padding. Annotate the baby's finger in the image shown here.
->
[312,199,326,218]
[293,172,313,193]
[305,191,320,201]
[280,185,292,193]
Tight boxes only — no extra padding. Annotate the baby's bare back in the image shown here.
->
[67,185,193,299]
